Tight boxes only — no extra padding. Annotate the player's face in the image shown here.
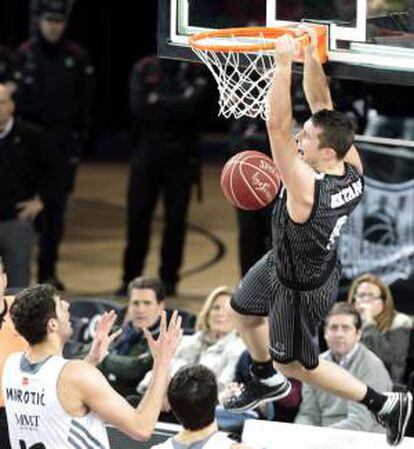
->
[39,17,67,43]
[54,296,73,343]
[128,288,164,330]
[207,294,234,339]
[353,282,384,317]
[324,314,361,359]
[295,119,323,168]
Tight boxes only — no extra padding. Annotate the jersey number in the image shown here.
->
[327,215,348,250]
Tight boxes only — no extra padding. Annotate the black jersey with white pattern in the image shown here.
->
[272,162,364,290]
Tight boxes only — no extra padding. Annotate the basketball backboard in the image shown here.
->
[158,0,414,85]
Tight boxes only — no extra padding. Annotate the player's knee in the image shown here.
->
[227,302,265,327]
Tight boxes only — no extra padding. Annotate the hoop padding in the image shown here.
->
[189,26,327,121]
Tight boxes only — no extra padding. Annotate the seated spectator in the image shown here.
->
[295,302,392,432]
[348,273,413,383]
[151,365,252,449]
[96,276,166,397]
[138,286,245,395]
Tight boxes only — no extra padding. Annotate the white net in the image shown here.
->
[191,35,277,121]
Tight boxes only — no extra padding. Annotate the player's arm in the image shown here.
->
[64,311,183,441]
[267,36,315,215]
[302,26,363,174]
[302,26,333,114]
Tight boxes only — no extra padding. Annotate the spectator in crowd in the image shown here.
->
[228,118,274,276]
[95,277,166,398]
[12,0,94,289]
[0,265,27,449]
[348,273,413,384]
[3,284,183,448]
[151,365,252,449]
[138,286,245,395]
[118,56,207,297]
[295,302,392,432]
[0,84,46,287]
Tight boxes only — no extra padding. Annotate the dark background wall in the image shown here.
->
[0,0,158,149]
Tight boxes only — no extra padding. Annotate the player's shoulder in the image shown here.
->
[62,359,97,379]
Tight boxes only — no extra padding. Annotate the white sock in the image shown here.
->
[259,371,287,387]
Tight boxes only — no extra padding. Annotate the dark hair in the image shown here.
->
[127,277,165,303]
[10,284,58,345]
[326,301,362,330]
[311,109,356,159]
[168,365,218,430]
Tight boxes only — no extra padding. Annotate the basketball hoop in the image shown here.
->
[189,25,327,121]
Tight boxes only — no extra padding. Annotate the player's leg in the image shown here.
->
[276,359,412,446]
[274,272,413,447]
[276,359,366,401]
[229,311,270,364]
[224,254,292,412]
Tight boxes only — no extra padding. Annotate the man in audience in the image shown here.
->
[151,365,252,449]
[13,0,94,289]
[295,302,392,432]
[0,85,46,288]
[118,57,206,297]
[97,277,166,397]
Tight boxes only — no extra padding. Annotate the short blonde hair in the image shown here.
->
[347,273,396,332]
[196,286,233,333]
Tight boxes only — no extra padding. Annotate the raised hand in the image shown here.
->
[16,197,44,221]
[143,311,183,365]
[274,34,296,67]
[219,382,243,405]
[85,310,122,365]
[355,303,376,324]
[297,24,319,59]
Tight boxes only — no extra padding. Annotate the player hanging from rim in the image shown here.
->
[222,27,412,446]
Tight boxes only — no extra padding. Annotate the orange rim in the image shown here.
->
[189,26,328,62]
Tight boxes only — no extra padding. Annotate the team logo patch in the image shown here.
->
[339,176,414,283]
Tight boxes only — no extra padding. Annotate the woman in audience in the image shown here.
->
[138,285,246,394]
[348,273,412,384]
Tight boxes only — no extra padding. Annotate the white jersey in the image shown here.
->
[151,431,236,449]
[2,352,109,449]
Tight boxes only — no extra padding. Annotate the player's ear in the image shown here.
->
[47,316,59,333]
[322,147,337,161]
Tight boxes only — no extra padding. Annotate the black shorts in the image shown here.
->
[231,251,340,369]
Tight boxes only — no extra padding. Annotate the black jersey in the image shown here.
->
[272,162,364,290]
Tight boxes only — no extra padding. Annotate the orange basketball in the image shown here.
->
[220,150,281,210]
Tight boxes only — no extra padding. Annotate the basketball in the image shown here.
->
[220,150,281,210]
